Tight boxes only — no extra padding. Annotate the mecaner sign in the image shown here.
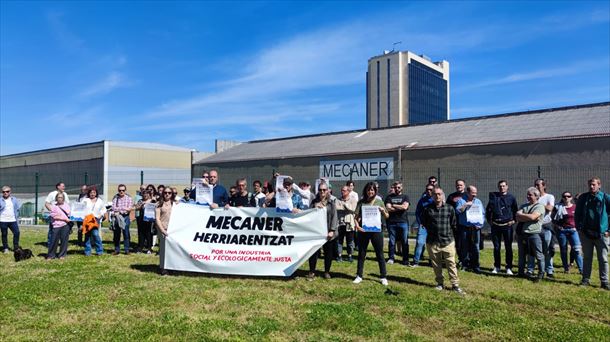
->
[319,158,394,180]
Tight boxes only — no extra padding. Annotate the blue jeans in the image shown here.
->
[556,228,582,272]
[460,228,481,270]
[518,233,545,277]
[413,226,427,264]
[387,222,409,263]
[491,225,513,269]
[0,221,20,250]
[528,227,554,274]
[84,218,103,255]
[113,216,131,253]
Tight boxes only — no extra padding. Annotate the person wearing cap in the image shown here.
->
[181,188,192,203]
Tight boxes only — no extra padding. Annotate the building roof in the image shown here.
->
[198,102,610,164]
[1,140,193,159]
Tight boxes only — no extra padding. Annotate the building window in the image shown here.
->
[408,59,447,124]
[387,58,391,127]
[376,61,380,127]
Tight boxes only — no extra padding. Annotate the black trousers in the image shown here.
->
[137,218,153,251]
[336,225,355,257]
[309,239,334,273]
[356,232,387,278]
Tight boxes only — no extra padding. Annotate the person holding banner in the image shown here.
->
[136,190,156,254]
[307,183,338,280]
[82,187,106,256]
[456,186,485,274]
[189,170,229,208]
[353,182,390,286]
[155,188,176,275]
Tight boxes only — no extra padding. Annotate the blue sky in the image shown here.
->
[1,1,609,155]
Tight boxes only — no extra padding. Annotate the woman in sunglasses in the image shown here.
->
[307,182,338,280]
[552,191,583,274]
[155,188,177,275]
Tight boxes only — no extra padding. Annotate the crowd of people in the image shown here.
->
[1,171,609,293]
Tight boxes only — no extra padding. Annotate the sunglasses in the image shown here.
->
[563,195,572,198]
[118,189,126,192]
[319,188,328,192]
[2,191,10,194]
[164,191,172,195]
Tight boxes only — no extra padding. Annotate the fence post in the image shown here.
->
[537,166,541,179]
[34,172,39,225]
[140,170,144,186]
[84,172,88,185]
[437,167,441,186]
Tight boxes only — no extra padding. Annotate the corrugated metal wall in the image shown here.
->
[195,137,610,230]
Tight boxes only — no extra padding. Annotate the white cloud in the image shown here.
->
[454,57,609,93]
[80,72,130,97]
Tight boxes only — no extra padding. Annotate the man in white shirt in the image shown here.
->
[0,186,21,253]
[45,182,70,246]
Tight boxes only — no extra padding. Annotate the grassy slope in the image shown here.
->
[1,228,608,341]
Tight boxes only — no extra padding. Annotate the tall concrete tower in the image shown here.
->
[366,51,450,129]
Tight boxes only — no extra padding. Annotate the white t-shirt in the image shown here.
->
[83,197,107,219]
[349,191,359,202]
[0,198,16,222]
[45,190,70,205]
[538,193,555,226]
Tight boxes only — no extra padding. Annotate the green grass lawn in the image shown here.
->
[1,227,609,341]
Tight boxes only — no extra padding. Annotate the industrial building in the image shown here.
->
[195,102,610,226]
[366,50,450,129]
[0,141,193,219]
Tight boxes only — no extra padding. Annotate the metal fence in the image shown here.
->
[2,164,609,228]
[0,169,189,224]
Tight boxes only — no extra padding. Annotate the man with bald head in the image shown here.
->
[456,185,485,274]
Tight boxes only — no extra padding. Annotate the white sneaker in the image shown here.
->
[2,248,8,254]
[506,268,514,276]
[380,278,388,286]
[353,276,363,284]
[386,259,394,264]
[435,284,444,291]
[491,267,499,274]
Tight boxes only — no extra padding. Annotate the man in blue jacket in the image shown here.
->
[189,169,229,208]
[0,186,21,253]
[411,185,435,267]
[456,186,485,273]
[575,177,610,290]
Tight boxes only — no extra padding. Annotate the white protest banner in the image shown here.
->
[69,202,87,222]
[163,204,328,276]
[275,175,289,192]
[320,158,394,181]
[466,203,484,226]
[361,205,382,232]
[192,178,213,205]
[143,203,156,222]
[275,190,294,212]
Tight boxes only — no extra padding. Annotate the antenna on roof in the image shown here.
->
[391,41,402,52]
